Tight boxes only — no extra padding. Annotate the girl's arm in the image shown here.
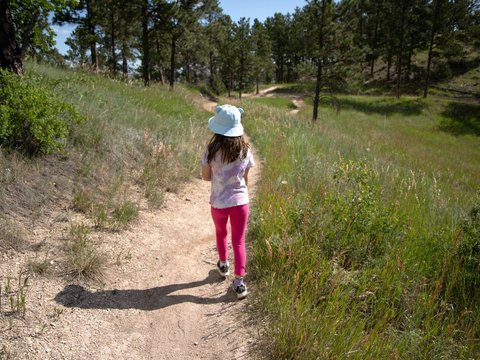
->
[244,168,250,186]
[202,164,212,181]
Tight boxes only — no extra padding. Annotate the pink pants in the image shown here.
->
[211,204,249,277]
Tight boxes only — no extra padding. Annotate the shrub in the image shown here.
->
[0,69,80,156]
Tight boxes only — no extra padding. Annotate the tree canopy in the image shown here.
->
[1,0,479,105]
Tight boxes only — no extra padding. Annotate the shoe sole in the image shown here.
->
[236,290,248,299]
[217,268,229,277]
[216,261,230,277]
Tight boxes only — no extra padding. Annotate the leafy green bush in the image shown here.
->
[0,69,80,155]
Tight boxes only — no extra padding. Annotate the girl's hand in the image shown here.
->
[202,164,212,181]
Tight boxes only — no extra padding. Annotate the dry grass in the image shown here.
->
[64,224,106,282]
[0,218,27,253]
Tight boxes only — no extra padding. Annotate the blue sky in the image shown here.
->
[219,0,306,22]
[53,0,307,55]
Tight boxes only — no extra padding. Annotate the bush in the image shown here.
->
[0,69,80,156]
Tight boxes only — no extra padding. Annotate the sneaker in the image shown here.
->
[232,280,248,299]
[216,261,230,277]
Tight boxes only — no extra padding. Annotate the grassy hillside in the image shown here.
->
[1,62,210,230]
[1,62,212,296]
[1,62,479,358]
[243,94,480,358]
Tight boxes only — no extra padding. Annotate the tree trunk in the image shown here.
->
[395,2,406,99]
[185,56,191,83]
[0,0,33,74]
[122,47,128,78]
[406,31,415,80]
[228,74,232,97]
[256,76,259,94]
[313,60,322,121]
[142,0,150,86]
[387,49,392,81]
[209,51,214,89]
[169,36,176,89]
[312,0,326,122]
[110,6,117,75]
[395,52,403,99]
[424,0,441,98]
[155,37,165,85]
[160,65,165,85]
[369,1,380,77]
[239,74,242,100]
[278,57,284,82]
[238,58,244,100]
[86,0,98,71]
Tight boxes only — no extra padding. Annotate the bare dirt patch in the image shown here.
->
[290,96,305,114]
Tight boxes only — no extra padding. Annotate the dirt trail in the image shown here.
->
[200,86,305,115]
[58,172,260,359]
[1,140,261,359]
[242,86,305,114]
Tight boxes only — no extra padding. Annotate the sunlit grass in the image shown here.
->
[27,62,209,213]
[245,96,296,109]
[247,95,480,358]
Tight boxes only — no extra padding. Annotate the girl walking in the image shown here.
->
[201,104,255,299]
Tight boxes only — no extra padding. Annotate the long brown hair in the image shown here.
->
[207,134,250,164]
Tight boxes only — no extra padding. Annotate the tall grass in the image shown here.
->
[26,62,209,216]
[245,96,480,358]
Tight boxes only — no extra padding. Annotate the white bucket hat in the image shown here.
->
[208,104,244,137]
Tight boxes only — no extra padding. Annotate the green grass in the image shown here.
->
[0,218,26,253]
[25,61,210,217]
[247,96,296,109]
[246,94,480,358]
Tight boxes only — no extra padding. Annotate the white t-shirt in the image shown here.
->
[201,147,255,209]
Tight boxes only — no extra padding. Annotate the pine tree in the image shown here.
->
[216,16,237,97]
[54,0,102,71]
[265,13,290,82]
[203,0,225,92]
[424,0,449,97]
[234,17,253,99]
[307,0,362,121]
[251,19,273,94]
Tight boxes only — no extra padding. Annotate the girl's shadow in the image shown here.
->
[54,270,234,311]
